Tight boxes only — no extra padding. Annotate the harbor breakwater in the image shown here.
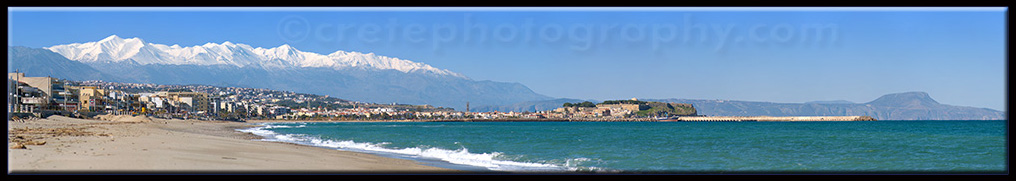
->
[414,116,876,122]
[669,116,877,122]
[249,116,876,123]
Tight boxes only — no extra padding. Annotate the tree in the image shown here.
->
[563,101,596,107]
[601,100,646,105]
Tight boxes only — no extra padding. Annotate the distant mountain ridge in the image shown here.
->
[645,92,1005,120]
[10,35,554,110]
[469,92,1003,120]
[7,46,124,82]
[46,35,464,77]
[805,100,855,104]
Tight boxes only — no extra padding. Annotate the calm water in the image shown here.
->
[239,121,1007,172]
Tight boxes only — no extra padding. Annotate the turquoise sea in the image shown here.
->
[239,121,1007,173]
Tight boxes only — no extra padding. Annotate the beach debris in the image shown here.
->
[9,116,40,122]
[23,140,46,145]
[10,135,46,145]
[95,114,152,123]
[11,127,96,137]
[9,127,96,149]
[10,142,27,149]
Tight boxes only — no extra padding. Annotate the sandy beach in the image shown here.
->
[244,119,421,123]
[7,115,458,174]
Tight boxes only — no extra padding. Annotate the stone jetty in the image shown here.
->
[667,116,877,122]
[408,116,876,122]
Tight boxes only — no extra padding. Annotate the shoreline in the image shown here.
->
[245,115,877,123]
[235,122,498,172]
[8,115,461,174]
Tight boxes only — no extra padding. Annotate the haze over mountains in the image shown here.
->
[473,92,1004,120]
[8,35,1005,120]
[647,92,1006,120]
[8,46,123,82]
[656,92,1005,120]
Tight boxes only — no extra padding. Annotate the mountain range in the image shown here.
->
[46,35,465,77]
[8,46,124,82]
[13,35,551,110]
[651,91,1005,120]
[468,92,1005,120]
[8,35,1005,120]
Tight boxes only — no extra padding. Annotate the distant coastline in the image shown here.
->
[246,115,877,123]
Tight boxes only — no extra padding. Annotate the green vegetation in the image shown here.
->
[599,100,647,105]
[634,102,697,117]
[562,101,596,107]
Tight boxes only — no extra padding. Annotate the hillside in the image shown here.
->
[635,101,697,117]
[561,100,698,117]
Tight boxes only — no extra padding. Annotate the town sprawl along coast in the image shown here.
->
[9,73,875,123]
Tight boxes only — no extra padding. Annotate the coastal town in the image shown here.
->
[9,71,876,122]
[8,72,706,122]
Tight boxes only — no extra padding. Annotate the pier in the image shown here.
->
[667,116,876,122]
[410,116,875,122]
[421,118,659,122]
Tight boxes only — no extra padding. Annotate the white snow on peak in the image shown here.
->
[44,35,466,78]
[47,35,147,62]
[321,50,462,77]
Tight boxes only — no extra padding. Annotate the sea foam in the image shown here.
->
[238,123,574,172]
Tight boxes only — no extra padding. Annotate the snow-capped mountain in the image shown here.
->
[27,35,551,110]
[46,35,465,77]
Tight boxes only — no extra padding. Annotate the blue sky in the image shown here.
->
[8,7,1007,110]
